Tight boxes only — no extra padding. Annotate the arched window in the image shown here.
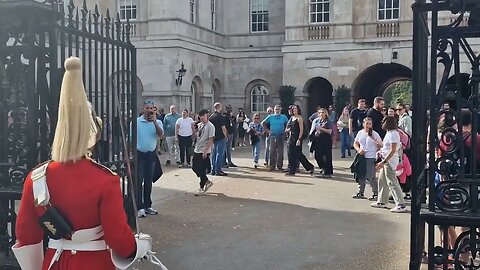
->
[251,85,269,112]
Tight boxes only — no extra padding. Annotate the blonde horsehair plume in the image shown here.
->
[51,57,92,163]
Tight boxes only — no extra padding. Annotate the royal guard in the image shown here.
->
[12,57,165,270]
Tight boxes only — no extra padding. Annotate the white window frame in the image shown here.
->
[118,0,137,21]
[250,0,269,33]
[251,85,270,113]
[190,0,197,23]
[211,0,216,31]
[378,0,400,21]
[309,0,330,24]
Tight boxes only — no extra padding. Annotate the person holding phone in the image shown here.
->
[136,99,164,217]
[352,117,382,200]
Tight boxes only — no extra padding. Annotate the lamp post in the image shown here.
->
[175,62,187,85]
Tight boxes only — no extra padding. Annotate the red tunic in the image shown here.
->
[15,158,136,270]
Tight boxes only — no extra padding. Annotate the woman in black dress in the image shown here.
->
[237,108,248,146]
[285,105,315,176]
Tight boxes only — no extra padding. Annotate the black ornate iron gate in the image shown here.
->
[0,1,137,268]
[410,0,480,269]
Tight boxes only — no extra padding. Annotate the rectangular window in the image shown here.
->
[251,0,268,32]
[211,0,216,30]
[309,0,330,24]
[190,0,196,23]
[118,0,137,21]
[378,0,400,20]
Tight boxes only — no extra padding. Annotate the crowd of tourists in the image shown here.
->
[134,97,416,217]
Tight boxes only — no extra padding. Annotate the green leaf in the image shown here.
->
[279,85,296,116]
[334,85,352,114]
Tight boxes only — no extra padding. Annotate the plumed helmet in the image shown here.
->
[51,57,101,162]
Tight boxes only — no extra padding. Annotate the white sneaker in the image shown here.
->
[145,207,158,215]
[137,209,146,218]
[390,205,408,213]
[204,181,214,192]
[196,188,206,196]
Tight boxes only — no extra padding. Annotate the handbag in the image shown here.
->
[243,122,249,130]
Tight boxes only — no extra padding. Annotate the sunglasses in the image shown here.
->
[254,118,260,120]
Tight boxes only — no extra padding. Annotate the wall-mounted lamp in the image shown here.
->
[176,62,187,85]
[392,51,398,62]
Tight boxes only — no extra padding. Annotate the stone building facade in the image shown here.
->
[76,0,479,117]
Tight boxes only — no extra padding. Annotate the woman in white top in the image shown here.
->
[352,117,383,200]
[176,109,195,167]
[371,116,407,213]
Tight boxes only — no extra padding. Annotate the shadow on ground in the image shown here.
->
[137,189,411,270]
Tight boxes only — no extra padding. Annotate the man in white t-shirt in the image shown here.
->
[175,109,195,167]
[192,109,215,195]
[353,117,382,200]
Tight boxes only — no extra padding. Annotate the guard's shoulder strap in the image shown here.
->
[87,158,118,176]
[31,161,52,207]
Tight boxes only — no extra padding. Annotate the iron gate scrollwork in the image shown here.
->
[410,0,480,269]
[0,0,137,268]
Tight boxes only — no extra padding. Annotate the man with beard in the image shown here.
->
[366,97,386,139]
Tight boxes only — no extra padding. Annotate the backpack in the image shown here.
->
[397,128,411,151]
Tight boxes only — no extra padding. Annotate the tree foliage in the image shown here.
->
[334,85,351,114]
[384,81,412,107]
[279,85,296,115]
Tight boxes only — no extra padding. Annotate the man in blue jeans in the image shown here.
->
[209,102,228,176]
[224,105,237,168]
[264,107,273,166]
[136,100,163,218]
[262,105,289,171]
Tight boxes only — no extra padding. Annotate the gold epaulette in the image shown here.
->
[87,159,118,176]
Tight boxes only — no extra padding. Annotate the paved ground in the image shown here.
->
[134,145,416,270]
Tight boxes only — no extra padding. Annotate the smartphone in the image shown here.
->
[148,111,154,121]
[368,128,372,137]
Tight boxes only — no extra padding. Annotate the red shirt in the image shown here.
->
[16,158,136,270]
[463,131,480,163]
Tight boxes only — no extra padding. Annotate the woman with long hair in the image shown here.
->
[371,115,407,213]
[337,107,351,158]
[285,105,315,176]
[237,108,248,146]
[328,105,338,148]
[309,107,333,178]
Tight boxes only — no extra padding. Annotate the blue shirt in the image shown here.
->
[249,122,264,133]
[163,113,181,137]
[136,116,163,152]
[262,114,288,136]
